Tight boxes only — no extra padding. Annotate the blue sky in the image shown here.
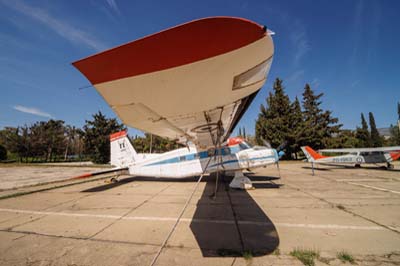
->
[1,0,399,137]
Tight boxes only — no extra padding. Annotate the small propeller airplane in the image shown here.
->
[72,17,281,189]
[301,146,400,173]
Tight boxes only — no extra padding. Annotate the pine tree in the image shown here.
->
[355,113,371,147]
[300,84,341,149]
[255,78,291,155]
[83,111,126,164]
[369,112,383,147]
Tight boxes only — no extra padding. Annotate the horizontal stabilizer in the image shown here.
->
[301,146,327,161]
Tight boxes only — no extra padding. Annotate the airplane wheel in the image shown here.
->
[110,177,119,183]
[355,164,361,168]
[387,163,394,169]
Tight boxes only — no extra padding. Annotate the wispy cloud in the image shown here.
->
[311,78,320,88]
[350,0,364,66]
[106,0,121,15]
[286,69,305,84]
[349,0,381,67]
[13,105,52,118]
[1,0,107,51]
[289,20,310,67]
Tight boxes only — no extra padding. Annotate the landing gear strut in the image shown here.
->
[387,163,394,169]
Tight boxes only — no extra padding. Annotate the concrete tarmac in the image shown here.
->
[0,162,399,265]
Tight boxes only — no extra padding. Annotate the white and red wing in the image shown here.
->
[320,146,400,153]
[73,17,274,149]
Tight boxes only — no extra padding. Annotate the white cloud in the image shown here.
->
[286,69,305,84]
[311,78,320,88]
[1,0,107,51]
[13,105,52,118]
[289,20,310,67]
[106,0,121,15]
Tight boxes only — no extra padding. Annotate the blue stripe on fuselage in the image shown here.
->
[209,155,275,168]
[143,145,245,167]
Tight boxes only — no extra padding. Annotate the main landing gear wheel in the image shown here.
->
[106,175,120,183]
[387,163,394,169]
[355,164,361,168]
[229,171,253,190]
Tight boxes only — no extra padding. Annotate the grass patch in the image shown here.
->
[272,248,281,255]
[337,251,356,264]
[290,248,319,266]
[243,250,253,260]
[318,256,332,264]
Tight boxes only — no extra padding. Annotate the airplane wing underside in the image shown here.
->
[73,17,274,149]
[320,146,400,153]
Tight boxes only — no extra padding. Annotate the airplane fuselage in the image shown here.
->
[128,143,278,178]
[301,146,400,168]
[312,152,398,165]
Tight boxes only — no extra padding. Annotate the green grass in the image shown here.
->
[272,248,281,255]
[290,248,319,266]
[243,250,253,260]
[337,251,356,264]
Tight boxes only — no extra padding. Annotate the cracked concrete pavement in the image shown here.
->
[0,162,399,265]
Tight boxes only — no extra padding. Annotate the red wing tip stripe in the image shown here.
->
[110,130,127,141]
[72,17,267,85]
[73,173,92,179]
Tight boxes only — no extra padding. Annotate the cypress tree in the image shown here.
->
[369,112,383,147]
[243,127,246,139]
[355,113,371,147]
[301,84,341,149]
[390,102,400,145]
[255,78,291,155]
[287,97,304,158]
[238,127,242,137]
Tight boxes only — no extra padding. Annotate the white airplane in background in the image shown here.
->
[301,146,400,173]
[73,17,279,189]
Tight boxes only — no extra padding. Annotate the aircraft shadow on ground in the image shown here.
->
[190,174,280,257]
[81,176,199,192]
[302,166,332,171]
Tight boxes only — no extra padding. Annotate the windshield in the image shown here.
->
[239,141,252,150]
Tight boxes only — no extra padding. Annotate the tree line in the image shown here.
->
[1,80,398,163]
[255,78,400,159]
[0,111,177,164]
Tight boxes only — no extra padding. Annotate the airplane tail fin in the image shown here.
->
[110,131,137,167]
[301,146,326,162]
